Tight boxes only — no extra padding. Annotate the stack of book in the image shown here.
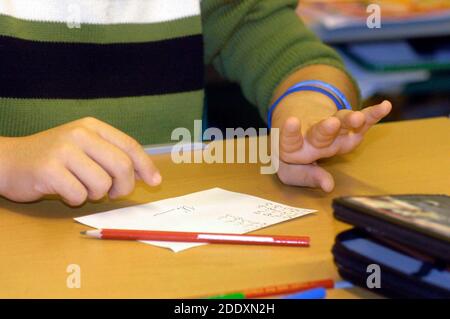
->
[297,0,450,43]
[297,0,450,99]
[331,194,450,298]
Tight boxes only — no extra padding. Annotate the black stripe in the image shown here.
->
[0,35,204,99]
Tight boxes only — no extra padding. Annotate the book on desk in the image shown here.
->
[332,194,450,298]
[297,0,450,43]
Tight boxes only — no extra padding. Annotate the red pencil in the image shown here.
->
[81,229,310,247]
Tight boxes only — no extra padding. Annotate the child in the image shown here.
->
[0,0,391,205]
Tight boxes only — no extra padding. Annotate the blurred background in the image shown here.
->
[205,0,450,131]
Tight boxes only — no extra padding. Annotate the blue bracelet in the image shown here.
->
[267,80,352,129]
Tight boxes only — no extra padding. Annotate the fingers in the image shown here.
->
[71,128,137,199]
[277,160,335,192]
[64,147,113,201]
[47,165,88,206]
[330,101,392,154]
[279,117,303,160]
[306,117,341,148]
[79,117,161,186]
[334,110,365,134]
[360,100,392,133]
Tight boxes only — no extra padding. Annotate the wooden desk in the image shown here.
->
[0,117,449,298]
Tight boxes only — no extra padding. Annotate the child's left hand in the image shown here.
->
[272,95,392,192]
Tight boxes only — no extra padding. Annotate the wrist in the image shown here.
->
[271,90,337,129]
[271,65,359,109]
[268,78,353,130]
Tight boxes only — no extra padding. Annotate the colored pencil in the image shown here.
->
[81,229,310,247]
[282,287,327,299]
[206,278,334,299]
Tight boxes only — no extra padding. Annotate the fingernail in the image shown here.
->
[152,172,162,185]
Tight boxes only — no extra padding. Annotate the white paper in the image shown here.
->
[75,188,315,252]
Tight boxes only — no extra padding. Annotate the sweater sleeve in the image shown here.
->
[201,0,361,119]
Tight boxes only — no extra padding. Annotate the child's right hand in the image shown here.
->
[0,117,161,206]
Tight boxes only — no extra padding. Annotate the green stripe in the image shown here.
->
[0,90,204,145]
[0,14,201,43]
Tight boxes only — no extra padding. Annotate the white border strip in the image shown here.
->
[198,234,275,243]
[0,0,201,24]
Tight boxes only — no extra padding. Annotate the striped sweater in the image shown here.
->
[0,0,348,145]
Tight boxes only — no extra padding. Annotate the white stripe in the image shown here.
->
[144,142,206,155]
[197,234,275,243]
[0,0,201,24]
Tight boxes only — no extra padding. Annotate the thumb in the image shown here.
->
[277,160,335,192]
